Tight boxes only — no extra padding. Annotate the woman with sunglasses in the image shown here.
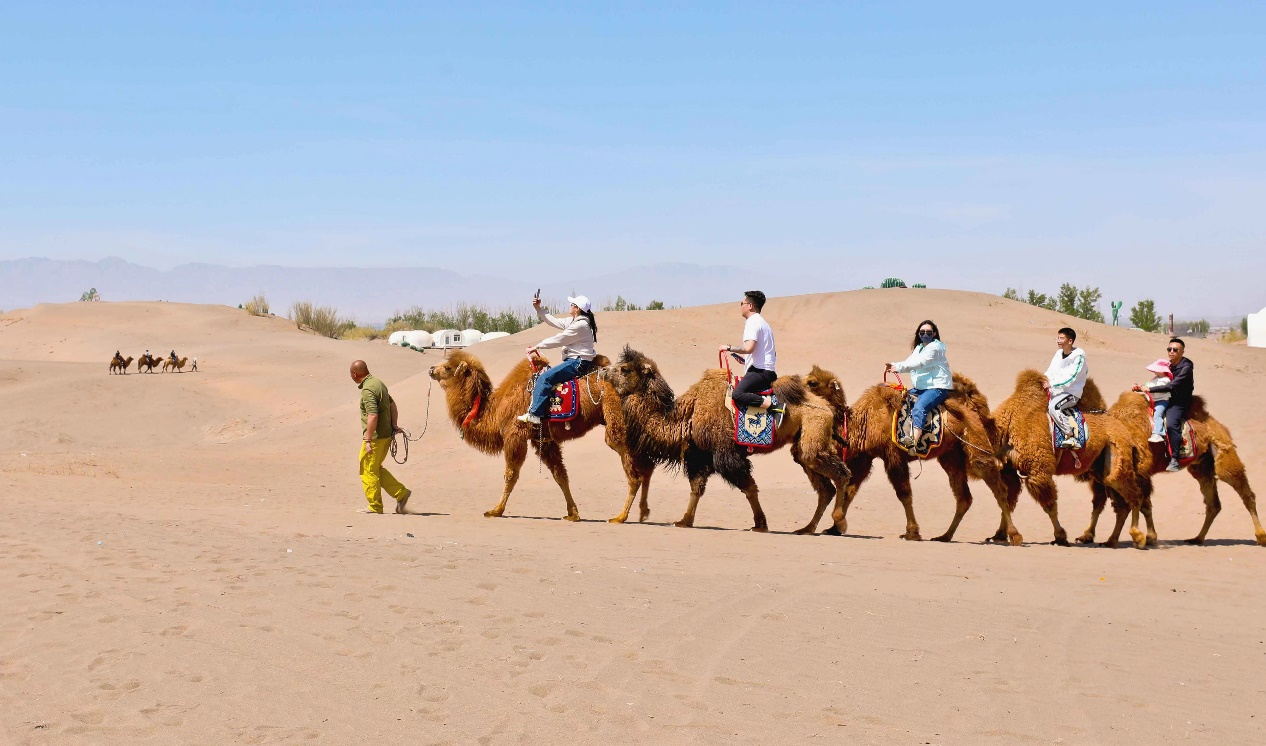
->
[885,320,953,453]
[517,294,599,426]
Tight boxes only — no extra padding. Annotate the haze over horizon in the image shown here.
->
[2,3,1264,316]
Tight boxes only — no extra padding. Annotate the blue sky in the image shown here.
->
[1,2,1263,315]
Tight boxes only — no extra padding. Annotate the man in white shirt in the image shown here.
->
[1043,327,1089,449]
[719,290,779,411]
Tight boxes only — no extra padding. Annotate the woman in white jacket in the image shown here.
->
[517,294,599,425]
[885,319,953,453]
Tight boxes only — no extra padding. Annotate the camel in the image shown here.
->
[607,347,850,533]
[992,370,1147,548]
[1076,391,1265,547]
[137,354,159,373]
[162,357,188,372]
[798,366,1013,543]
[427,350,654,522]
[108,356,133,374]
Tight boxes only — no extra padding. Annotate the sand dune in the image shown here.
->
[2,292,1264,743]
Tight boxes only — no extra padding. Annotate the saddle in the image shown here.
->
[527,354,590,431]
[891,391,945,459]
[1145,393,1197,463]
[721,352,777,452]
[1048,408,1088,451]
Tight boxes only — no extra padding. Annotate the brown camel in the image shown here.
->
[607,347,850,532]
[137,354,159,373]
[1076,391,1265,547]
[427,350,654,522]
[162,357,188,372]
[800,366,1014,543]
[992,370,1147,547]
[108,356,134,374]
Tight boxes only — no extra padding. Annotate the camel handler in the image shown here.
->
[719,290,781,412]
[1135,337,1194,472]
[517,294,599,425]
[350,360,412,514]
[1042,327,1088,449]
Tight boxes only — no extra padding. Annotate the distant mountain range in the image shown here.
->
[0,257,842,321]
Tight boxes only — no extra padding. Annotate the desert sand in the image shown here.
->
[2,291,1264,744]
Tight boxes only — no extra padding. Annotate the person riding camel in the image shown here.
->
[1043,327,1088,449]
[885,319,953,454]
[113,350,124,365]
[517,294,598,426]
[1134,337,1193,472]
[1132,358,1173,444]
[169,349,178,363]
[719,290,780,413]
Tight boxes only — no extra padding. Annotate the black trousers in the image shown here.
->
[1165,402,1187,458]
[733,367,777,409]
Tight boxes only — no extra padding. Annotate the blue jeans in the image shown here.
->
[529,357,591,417]
[1151,399,1170,436]
[909,388,950,431]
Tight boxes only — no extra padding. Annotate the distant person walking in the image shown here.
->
[350,360,411,514]
[191,356,198,372]
[720,290,780,411]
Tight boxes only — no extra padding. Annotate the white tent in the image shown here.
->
[401,330,433,349]
[461,329,484,345]
[388,330,407,346]
[1249,306,1266,349]
[431,329,466,349]
[478,331,511,343]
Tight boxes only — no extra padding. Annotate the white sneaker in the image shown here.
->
[516,413,541,425]
[1147,433,1164,443]
[1060,437,1080,449]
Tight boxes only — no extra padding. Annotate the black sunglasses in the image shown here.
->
[1167,347,1181,352]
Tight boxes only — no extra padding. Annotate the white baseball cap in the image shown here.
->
[567,295,592,312]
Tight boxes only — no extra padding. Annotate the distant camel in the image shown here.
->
[993,370,1146,548]
[801,366,1013,543]
[162,357,188,372]
[427,350,654,522]
[108,356,133,374]
[1077,390,1265,547]
[137,354,160,373]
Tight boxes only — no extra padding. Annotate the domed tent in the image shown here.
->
[478,331,511,343]
[388,330,407,346]
[401,330,434,350]
[461,329,483,346]
[431,329,466,349]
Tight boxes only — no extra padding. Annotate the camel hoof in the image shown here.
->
[1074,534,1095,545]
[484,510,504,518]
[749,526,769,533]
[792,526,816,536]
[638,509,650,523]
[930,534,952,543]
[564,514,581,523]
[1100,540,1119,548]
[901,532,923,541]
[984,532,1007,544]
[1257,534,1266,548]
[608,516,627,524]
[1146,532,1158,547]
[1050,537,1071,547]
[673,520,693,528]
[1008,533,1023,546]
[1184,536,1204,545]
[822,525,844,537]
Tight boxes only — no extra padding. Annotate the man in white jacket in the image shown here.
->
[1043,327,1088,449]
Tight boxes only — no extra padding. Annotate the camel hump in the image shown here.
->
[951,372,990,412]
[1079,378,1108,411]
[772,376,807,406]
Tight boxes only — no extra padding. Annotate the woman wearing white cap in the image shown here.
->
[518,294,599,425]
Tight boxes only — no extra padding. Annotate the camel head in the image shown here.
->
[803,365,847,412]
[611,346,675,406]
[427,350,483,390]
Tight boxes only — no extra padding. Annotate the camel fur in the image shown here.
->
[1076,391,1265,547]
[801,366,1013,543]
[162,357,188,372]
[427,350,653,522]
[992,369,1147,548]
[608,347,850,532]
[109,356,133,374]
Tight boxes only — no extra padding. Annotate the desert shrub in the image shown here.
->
[646,299,665,310]
[603,295,642,311]
[881,278,906,288]
[1002,284,1101,319]
[387,303,535,334]
[1221,328,1247,343]
[243,294,270,316]
[912,283,927,289]
[290,300,355,339]
[1242,317,1249,335]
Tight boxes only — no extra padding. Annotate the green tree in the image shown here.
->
[1243,317,1250,335]
[1179,319,1210,337]
[1002,288,1020,301]
[646,299,666,310]
[1026,289,1056,310]
[1129,300,1164,332]
[1056,283,1078,316]
[1074,286,1104,323]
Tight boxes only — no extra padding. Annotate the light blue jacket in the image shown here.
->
[890,340,953,391]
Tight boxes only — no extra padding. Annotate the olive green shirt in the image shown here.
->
[358,375,395,440]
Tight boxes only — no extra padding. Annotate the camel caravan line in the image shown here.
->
[425,346,1264,550]
[110,353,195,374]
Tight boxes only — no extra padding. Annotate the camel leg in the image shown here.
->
[1140,496,1158,547]
[824,457,872,537]
[675,445,713,528]
[486,436,528,518]
[715,448,767,532]
[794,466,836,535]
[1186,458,1223,545]
[1211,447,1266,546]
[931,449,972,542]
[637,463,653,523]
[1077,481,1109,544]
[1026,473,1069,546]
[976,461,1021,546]
[881,458,921,540]
[989,466,1025,543]
[536,439,580,521]
[609,450,644,524]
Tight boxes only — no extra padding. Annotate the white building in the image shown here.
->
[461,329,483,346]
[478,331,511,343]
[388,330,407,346]
[431,329,467,349]
[401,330,434,349]
[1249,307,1266,349]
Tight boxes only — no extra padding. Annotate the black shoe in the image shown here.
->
[1166,458,1182,472]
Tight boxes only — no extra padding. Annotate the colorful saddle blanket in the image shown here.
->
[891,394,944,459]
[1048,408,1088,451]
[725,383,777,451]
[1168,419,1197,463]
[548,378,580,422]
